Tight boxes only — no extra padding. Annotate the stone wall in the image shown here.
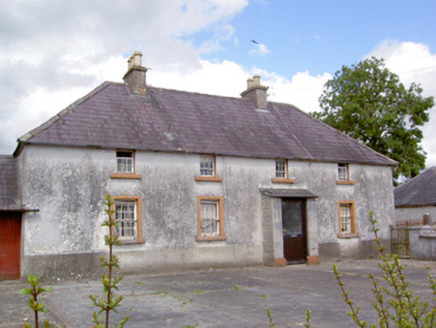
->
[408,226,436,261]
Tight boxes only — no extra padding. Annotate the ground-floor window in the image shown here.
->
[338,201,357,237]
[197,196,226,241]
[112,196,144,243]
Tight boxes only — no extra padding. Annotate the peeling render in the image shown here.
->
[19,144,395,279]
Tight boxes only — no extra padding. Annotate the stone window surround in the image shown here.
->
[110,150,142,180]
[112,195,145,244]
[196,196,226,242]
[272,158,295,184]
[337,200,358,238]
[336,163,355,185]
[195,154,223,182]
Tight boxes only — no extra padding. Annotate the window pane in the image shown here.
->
[276,159,286,178]
[340,204,351,234]
[115,200,137,240]
[200,155,214,176]
[200,201,219,237]
[338,164,347,180]
[117,151,133,173]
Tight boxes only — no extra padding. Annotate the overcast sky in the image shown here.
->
[1,0,436,167]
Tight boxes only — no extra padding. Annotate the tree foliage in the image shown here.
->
[313,57,433,182]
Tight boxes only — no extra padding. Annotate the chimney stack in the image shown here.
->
[241,74,269,110]
[123,51,147,95]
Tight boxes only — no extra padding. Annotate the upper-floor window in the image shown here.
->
[338,163,348,181]
[117,151,134,173]
[275,159,287,178]
[336,163,355,185]
[272,159,295,184]
[110,150,142,179]
[194,154,223,182]
[200,155,215,176]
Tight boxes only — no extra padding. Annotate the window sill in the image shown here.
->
[117,238,145,245]
[110,173,142,180]
[336,180,355,185]
[271,178,295,184]
[196,236,227,242]
[337,233,359,239]
[194,176,223,182]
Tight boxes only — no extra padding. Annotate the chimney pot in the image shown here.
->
[253,74,261,86]
[132,51,142,67]
[247,78,254,89]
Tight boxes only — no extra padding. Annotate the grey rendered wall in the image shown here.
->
[18,145,395,279]
[19,145,268,279]
[287,161,394,259]
[408,226,436,260]
[395,206,436,225]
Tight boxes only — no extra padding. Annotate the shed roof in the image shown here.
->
[15,82,396,166]
[394,167,436,208]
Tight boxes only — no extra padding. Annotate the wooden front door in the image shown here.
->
[0,212,22,280]
[282,199,307,264]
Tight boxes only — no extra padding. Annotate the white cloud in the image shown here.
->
[0,0,249,154]
[259,70,330,113]
[248,42,270,56]
[368,41,436,168]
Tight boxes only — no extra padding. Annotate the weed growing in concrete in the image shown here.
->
[303,309,311,328]
[333,211,436,327]
[19,274,53,328]
[89,193,130,328]
[267,308,275,327]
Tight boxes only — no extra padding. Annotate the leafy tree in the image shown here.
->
[313,57,433,183]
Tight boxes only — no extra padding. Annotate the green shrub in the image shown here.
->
[333,211,435,327]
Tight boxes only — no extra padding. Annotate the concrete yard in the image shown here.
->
[1,259,435,328]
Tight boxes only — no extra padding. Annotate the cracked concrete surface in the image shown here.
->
[1,259,435,327]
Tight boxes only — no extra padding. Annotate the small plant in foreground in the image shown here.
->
[333,211,436,327]
[19,274,53,328]
[267,308,275,327]
[89,193,129,328]
[303,308,311,328]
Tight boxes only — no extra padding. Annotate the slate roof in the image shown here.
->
[394,167,436,207]
[0,156,21,211]
[15,82,396,166]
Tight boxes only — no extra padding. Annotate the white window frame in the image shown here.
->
[200,201,219,237]
[112,196,144,243]
[338,163,348,181]
[275,159,287,178]
[197,196,226,241]
[338,201,357,237]
[116,151,134,174]
[340,204,351,234]
[200,155,215,177]
[115,200,137,240]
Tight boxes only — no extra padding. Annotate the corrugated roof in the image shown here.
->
[16,82,396,166]
[394,167,436,207]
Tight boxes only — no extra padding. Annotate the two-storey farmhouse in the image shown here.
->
[0,52,396,280]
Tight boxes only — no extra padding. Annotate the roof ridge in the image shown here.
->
[396,166,435,190]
